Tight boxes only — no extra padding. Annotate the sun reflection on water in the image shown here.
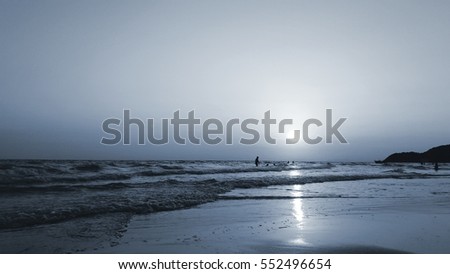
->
[291,184,310,246]
[289,170,302,177]
[291,185,304,228]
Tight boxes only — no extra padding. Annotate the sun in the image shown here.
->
[286,130,297,140]
[285,130,300,143]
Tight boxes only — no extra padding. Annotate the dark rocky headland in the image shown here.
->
[380,144,450,163]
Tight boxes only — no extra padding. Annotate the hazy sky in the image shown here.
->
[1,0,449,161]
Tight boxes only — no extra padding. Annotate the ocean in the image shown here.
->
[1,160,448,232]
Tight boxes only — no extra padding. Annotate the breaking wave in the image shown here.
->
[0,160,448,230]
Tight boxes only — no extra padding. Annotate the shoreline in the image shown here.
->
[1,177,450,254]
[97,188,450,254]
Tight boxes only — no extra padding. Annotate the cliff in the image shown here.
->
[382,144,450,163]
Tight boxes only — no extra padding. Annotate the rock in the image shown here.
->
[381,144,450,163]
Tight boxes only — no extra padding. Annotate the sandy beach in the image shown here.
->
[99,179,450,254]
[2,177,449,254]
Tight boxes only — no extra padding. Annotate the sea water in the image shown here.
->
[1,160,448,230]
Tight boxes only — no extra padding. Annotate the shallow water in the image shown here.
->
[0,160,448,230]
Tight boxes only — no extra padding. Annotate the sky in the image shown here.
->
[1,0,449,161]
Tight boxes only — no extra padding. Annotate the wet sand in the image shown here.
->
[98,182,450,253]
[2,178,450,254]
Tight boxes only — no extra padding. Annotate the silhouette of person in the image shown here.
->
[255,156,260,167]
[434,162,439,171]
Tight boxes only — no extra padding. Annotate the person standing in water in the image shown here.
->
[255,156,260,167]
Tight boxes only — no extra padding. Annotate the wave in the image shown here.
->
[73,163,103,172]
[1,160,449,230]
[0,182,132,194]
[158,164,184,170]
[0,173,134,186]
[383,168,405,173]
[0,161,332,185]
[0,171,442,230]
[0,179,224,230]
